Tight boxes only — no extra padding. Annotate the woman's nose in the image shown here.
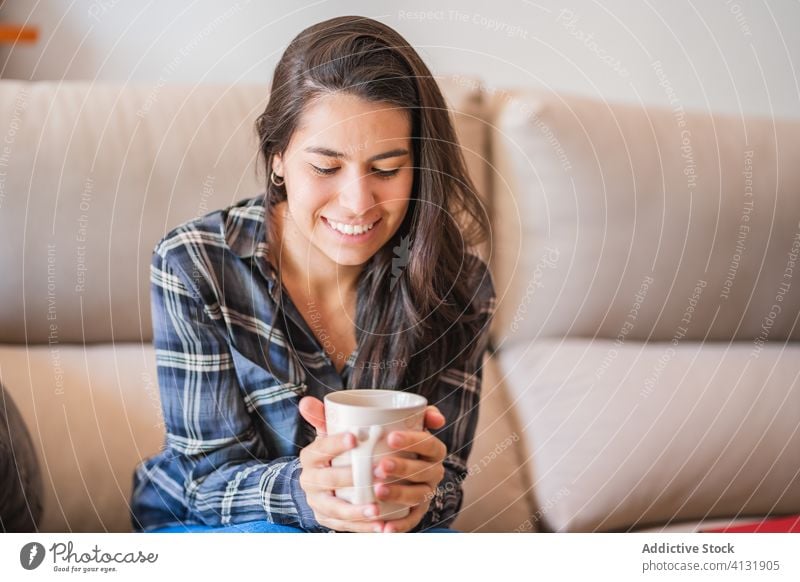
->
[337,173,376,215]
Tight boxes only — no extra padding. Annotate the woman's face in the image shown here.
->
[272,93,414,268]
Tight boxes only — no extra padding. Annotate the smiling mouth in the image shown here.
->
[322,216,382,236]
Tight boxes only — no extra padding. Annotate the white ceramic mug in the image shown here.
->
[324,389,427,521]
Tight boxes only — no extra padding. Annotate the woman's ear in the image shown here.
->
[271,153,284,177]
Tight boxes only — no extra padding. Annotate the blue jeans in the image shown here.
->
[149,521,458,533]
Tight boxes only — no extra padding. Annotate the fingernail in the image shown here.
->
[345,433,356,447]
[390,433,404,446]
[363,506,377,518]
[376,484,390,498]
[373,525,383,533]
[383,459,395,471]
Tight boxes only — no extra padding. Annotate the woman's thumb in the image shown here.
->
[299,396,327,436]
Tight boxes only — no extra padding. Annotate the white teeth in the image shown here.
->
[328,219,376,235]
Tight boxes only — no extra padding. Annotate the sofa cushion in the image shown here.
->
[452,353,535,532]
[499,338,800,532]
[0,381,43,531]
[488,89,800,346]
[0,344,164,532]
[0,344,525,532]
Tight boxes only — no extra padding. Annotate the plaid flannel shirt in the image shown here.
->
[130,193,496,533]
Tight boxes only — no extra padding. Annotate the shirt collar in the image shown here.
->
[226,194,362,382]
[224,193,281,302]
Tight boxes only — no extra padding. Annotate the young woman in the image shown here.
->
[131,15,495,534]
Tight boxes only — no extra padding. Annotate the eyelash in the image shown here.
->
[309,164,400,179]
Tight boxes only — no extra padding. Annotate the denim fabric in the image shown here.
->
[149,521,459,533]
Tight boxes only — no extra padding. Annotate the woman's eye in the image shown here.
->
[310,164,338,176]
[373,168,400,179]
[309,164,400,179]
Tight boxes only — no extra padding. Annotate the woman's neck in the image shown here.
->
[270,201,362,302]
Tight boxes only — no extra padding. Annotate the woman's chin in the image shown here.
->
[318,232,386,266]
[326,251,374,267]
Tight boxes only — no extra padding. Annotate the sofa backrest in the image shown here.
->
[488,89,800,347]
[0,78,489,344]
[0,82,265,344]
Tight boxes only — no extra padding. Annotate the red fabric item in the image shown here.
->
[701,515,800,533]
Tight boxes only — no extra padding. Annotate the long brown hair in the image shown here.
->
[255,15,490,400]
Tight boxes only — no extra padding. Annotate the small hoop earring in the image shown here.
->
[270,170,285,187]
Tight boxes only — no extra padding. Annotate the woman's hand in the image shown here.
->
[298,396,386,533]
[374,406,448,533]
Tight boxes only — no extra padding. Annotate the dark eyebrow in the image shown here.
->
[303,146,409,163]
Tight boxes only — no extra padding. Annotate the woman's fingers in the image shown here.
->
[373,455,445,486]
[299,431,356,468]
[320,515,386,533]
[386,430,447,463]
[310,492,383,526]
[424,406,446,430]
[301,465,357,492]
[297,417,445,533]
[374,481,433,507]
[299,396,327,435]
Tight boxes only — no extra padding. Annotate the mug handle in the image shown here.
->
[350,425,383,505]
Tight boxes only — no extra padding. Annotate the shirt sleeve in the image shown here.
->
[411,258,497,532]
[145,243,330,532]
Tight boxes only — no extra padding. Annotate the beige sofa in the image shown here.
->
[1,78,798,533]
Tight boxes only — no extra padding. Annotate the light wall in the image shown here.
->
[0,0,798,117]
